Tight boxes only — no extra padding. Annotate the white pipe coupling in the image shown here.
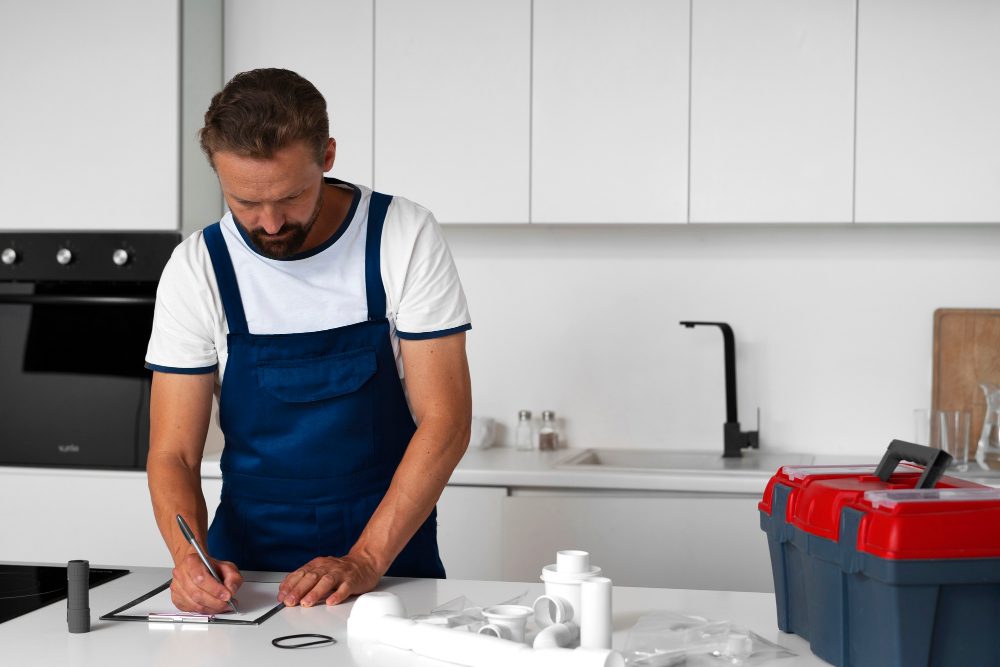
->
[534,594,574,627]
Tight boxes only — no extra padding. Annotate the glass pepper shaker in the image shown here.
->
[538,410,560,451]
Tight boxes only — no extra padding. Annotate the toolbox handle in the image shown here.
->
[874,439,952,489]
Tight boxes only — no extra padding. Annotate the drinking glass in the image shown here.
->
[939,410,971,472]
[913,409,941,448]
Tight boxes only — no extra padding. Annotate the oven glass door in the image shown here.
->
[0,282,154,469]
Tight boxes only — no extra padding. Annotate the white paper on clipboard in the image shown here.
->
[102,580,284,625]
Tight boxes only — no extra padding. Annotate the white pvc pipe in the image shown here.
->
[523,648,626,667]
[409,622,526,667]
[580,576,613,649]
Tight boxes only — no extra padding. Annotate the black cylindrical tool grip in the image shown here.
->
[67,560,90,633]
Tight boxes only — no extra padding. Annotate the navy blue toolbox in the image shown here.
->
[759,440,1000,666]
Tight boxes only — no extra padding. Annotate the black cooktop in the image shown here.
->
[0,564,129,624]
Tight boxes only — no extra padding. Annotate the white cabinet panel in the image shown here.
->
[223,0,374,188]
[374,0,531,223]
[0,470,150,567]
[502,492,774,592]
[436,485,506,581]
[0,468,223,567]
[531,0,689,223]
[855,0,1000,223]
[0,0,180,230]
[690,0,855,223]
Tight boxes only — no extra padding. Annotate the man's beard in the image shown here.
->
[242,185,324,259]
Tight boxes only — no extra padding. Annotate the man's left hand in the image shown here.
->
[277,554,380,607]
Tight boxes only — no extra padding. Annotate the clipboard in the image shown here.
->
[101,580,285,625]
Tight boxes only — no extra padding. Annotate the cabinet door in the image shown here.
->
[0,469,171,567]
[689,0,855,223]
[436,485,507,581]
[0,0,179,230]
[855,0,1000,223]
[531,0,689,223]
[502,491,774,593]
[224,0,374,187]
[374,0,531,223]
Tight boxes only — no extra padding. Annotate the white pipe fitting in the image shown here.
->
[478,623,512,641]
[557,549,591,573]
[541,550,602,627]
[533,621,580,649]
[533,594,574,627]
[481,604,532,643]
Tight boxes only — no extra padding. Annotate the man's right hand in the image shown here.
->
[170,553,243,614]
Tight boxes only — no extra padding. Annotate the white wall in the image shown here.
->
[443,223,1000,457]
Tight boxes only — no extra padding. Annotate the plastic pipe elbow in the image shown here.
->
[533,621,580,649]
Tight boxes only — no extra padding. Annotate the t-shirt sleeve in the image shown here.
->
[382,199,471,340]
[144,232,221,374]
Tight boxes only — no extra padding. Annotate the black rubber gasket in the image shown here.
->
[271,633,336,649]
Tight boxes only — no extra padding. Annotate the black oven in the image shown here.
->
[0,232,179,469]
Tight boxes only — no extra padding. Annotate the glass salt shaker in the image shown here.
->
[514,410,535,451]
[537,410,560,451]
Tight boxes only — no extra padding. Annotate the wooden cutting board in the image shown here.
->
[932,308,1000,456]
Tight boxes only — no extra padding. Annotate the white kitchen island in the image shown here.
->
[0,566,830,666]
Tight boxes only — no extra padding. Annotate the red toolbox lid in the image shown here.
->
[855,488,1000,559]
[759,454,1000,559]
[759,463,925,523]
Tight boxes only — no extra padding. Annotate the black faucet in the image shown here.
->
[679,321,759,458]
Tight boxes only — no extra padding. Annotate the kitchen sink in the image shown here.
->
[555,448,814,473]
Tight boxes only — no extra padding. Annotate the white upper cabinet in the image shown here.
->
[531,0,690,224]
[224,0,374,188]
[374,0,531,224]
[0,0,180,230]
[855,0,1000,223]
[689,0,856,223]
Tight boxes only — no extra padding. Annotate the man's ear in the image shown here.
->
[323,138,336,172]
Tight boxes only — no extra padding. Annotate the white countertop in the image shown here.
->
[451,447,819,494]
[0,565,830,666]
[199,446,1000,495]
[200,447,802,494]
[202,446,997,495]
[1,446,993,497]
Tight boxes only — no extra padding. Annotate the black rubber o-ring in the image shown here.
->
[271,633,336,649]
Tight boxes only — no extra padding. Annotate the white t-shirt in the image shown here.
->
[145,182,471,383]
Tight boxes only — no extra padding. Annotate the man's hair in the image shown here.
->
[199,68,329,167]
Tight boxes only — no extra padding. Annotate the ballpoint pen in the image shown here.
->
[175,514,239,614]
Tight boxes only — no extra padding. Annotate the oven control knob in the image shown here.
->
[56,248,73,265]
[112,248,131,266]
[1,248,17,265]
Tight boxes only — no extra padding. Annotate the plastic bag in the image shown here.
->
[623,612,796,666]
[409,590,530,633]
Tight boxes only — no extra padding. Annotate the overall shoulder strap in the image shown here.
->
[365,192,393,322]
[202,222,249,335]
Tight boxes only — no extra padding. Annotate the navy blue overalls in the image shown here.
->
[201,191,445,578]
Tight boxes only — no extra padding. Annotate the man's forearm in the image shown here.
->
[348,414,470,573]
[147,452,210,565]
[147,371,215,565]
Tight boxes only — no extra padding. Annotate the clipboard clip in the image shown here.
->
[148,612,215,623]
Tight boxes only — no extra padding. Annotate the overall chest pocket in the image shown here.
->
[257,347,377,403]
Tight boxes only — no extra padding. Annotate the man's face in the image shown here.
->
[214,140,333,259]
